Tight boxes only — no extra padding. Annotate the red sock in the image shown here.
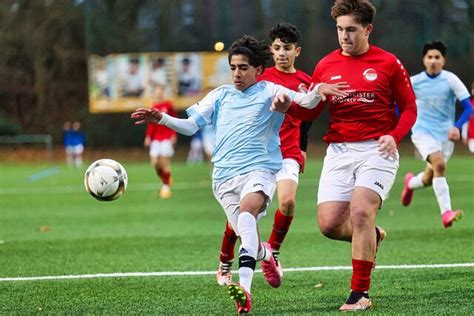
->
[219,222,237,262]
[351,259,374,292]
[158,169,171,185]
[268,209,294,251]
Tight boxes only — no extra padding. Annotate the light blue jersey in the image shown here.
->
[186,81,297,182]
[411,70,470,141]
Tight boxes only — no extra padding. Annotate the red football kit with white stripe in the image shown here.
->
[312,45,417,144]
[145,101,177,141]
[258,67,311,167]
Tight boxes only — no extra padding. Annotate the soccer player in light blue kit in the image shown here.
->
[131,35,348,314]
[401,41,472,228]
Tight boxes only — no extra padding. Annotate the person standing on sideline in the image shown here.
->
[401,41,472,227]
[70,121,85,168]
[144,84,178,199]
[308,0,417,311]
[131,35,348,314]
[215,22,319,289]
[63,121,74,167]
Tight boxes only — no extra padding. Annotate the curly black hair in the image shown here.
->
[423,41,447,57]
[269,22,301,44]
[227,35,271,69]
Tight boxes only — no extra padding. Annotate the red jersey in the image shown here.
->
[258,67,311,167]
[312,46,417,144]
[145,101,177,141]
[468,98,474,139]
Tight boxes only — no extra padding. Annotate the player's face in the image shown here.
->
[336,15,372,56]
[229,54,262,91]
[270,38,301,72]
[423,49,445,75]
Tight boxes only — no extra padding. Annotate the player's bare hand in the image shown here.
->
[131,108,162,125]
[448,127,460,141]
[317,82,350,101]
[377,135,397,159]
[271,94,291,113]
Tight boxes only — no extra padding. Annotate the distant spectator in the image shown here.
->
[121,58,145,97]
[63,121,74,167]
[178,57,201,96]
[70,121,85,168]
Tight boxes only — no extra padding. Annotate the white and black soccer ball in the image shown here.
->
[84,159,128,201]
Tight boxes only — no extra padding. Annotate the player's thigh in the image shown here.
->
[240,192,267,217]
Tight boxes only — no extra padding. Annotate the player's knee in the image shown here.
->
[318,224,340,240]
[433,161,446,175]
[278,197,295,216]
[350,206,372,229]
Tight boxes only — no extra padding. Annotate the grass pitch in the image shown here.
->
[0,155,473,314]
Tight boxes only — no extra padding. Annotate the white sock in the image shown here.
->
[257,243,272,261]
[238,267,254,294]
[408,172,425,189]
[237,212,258,293]
[432,177,452,214]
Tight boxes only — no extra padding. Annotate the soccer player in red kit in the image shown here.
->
[216,23,317,288]
[310,0,417,311]
[144,84,177,198]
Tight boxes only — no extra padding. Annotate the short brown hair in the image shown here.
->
[331,0,376,26]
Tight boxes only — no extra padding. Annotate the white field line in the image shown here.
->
[0,175,473,195]
[1,262,473,282]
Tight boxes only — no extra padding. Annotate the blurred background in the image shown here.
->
[0,0,472,160]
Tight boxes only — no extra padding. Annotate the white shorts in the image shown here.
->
[212,170,276,236]
[66,145,84,155]
[276,158,300,184]
[411,134,454,162]
[149,140,174,158]
[317,140,399,204]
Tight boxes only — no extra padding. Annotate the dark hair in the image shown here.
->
[269,22,301,44]
[227,35,271,69]
[129,58,140,64]
[423,41,447,56]
[331,0,376,26]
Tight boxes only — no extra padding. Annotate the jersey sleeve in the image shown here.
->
[186,87,221,128]
[389,58,417,143]
[445,72,470,101]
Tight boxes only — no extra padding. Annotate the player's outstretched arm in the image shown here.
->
[131,108,199,136]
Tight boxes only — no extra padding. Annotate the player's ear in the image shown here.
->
[365,24,373,36]
[256,65,263,76]
[295,46,302,57]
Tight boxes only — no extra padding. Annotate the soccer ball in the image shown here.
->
[84,159,128,201]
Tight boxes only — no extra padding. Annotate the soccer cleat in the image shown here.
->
[339,291,372,311]
[272,250,283,278]
[375,226,386,254]
[227,283,252,314]
[401,172,415,206]
[373,226,386,270]
[441,210,463,228]
[261,242,281,288]
[216,261,233,286]
[159,185,172,199]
